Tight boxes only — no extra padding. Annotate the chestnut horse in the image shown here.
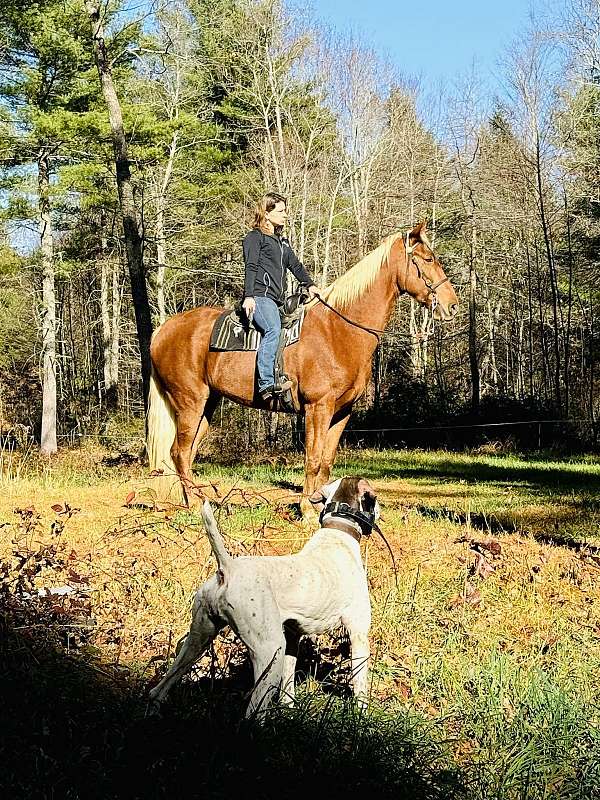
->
[147,222,458,512]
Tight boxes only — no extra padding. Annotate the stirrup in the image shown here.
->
[273,378,292,394]
[259,385,275,401]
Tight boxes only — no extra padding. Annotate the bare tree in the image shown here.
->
[86,1,153,409]
[38,148,57,454]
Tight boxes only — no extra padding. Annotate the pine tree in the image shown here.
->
[0,0,99,453]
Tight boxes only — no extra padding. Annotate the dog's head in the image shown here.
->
[309,476,379,522]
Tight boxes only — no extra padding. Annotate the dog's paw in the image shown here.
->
[144,695,164,718]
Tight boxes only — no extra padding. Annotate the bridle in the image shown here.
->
[313,231,450,342]
[403,230,450,315]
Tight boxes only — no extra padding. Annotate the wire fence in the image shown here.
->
[3,416,598,456]
[341,418,598,452]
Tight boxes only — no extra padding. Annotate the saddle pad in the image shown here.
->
[209,306,305,352]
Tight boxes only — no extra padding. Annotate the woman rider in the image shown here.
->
[242,192,319,402]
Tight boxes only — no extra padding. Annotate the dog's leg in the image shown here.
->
[280,622,301,706]
[149,599,219,706]
[343,615,370,705]
[229,580,286,718]
[242,632,286,718]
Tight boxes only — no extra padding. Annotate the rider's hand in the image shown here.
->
[242,297,256,315]
[307,285,320,299]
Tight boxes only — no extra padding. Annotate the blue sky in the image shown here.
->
[312,0,536,84]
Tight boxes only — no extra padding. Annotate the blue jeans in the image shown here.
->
[252,296,281,391]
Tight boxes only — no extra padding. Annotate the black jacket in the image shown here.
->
[243,229,315,305]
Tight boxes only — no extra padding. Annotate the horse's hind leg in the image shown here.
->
[172,390,218,505]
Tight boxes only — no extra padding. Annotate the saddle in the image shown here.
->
[209,295,306,352]
[209,292,309,413]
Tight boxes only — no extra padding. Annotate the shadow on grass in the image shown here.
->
[340,453,600,496]
[193,451,600,505]
[412,503,600,552]
[0,596,467,800]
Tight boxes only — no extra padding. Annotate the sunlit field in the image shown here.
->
[2,445,600,799]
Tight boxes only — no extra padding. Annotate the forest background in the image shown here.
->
[1,0,599,458]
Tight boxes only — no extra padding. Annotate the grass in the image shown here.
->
[1,444,600,798]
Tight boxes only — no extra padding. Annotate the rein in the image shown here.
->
[313,230,449,342]
[315,295,412,342]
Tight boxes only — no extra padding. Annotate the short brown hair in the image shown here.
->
[253,191,287,234]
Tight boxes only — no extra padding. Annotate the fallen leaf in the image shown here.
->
[473,552,495,580]
[124,491,136,506]
[67,569,89,585]
[455,533,474,544]
[51,504,63,513]
[448,582,482,608]
[541,636,559,654]
[394,680,412,701]
[481,539,502,556]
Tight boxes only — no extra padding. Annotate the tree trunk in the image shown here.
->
[86,1,153,410]
[323,167,346,284]
[155,130,178,325]
[468,225,480,415]
[563,192,574,417]
[38,148,58,455]
[535,133,561,412]
[109,258,121,392]
[98,223,116,408]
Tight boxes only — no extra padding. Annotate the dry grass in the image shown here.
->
[1,444,600,798]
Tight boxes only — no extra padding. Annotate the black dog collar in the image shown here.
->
[319,501,380,537]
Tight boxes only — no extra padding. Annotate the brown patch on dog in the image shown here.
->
[332,477,377,511]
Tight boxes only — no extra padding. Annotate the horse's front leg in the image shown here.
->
[301,399,335,519]
[172,391,217,507]
[316,407,352,487]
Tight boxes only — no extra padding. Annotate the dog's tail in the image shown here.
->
[202,500,232,573]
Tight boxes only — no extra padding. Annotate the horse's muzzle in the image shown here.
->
[433,302,459,321]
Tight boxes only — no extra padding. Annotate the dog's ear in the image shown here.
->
[358,478,376,500]
[317,478,342,504]
[357,478,377,512]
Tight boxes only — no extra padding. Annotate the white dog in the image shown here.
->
[149,476,380,717]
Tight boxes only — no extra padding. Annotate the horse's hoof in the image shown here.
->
[299,499,319,527]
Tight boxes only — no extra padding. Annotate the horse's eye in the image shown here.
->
[424,257,434,263]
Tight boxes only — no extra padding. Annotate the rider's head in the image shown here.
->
[253,192,288,235]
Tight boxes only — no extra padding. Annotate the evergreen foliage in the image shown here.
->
[0,0,598,449]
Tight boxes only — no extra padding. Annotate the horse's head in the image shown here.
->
[393,222,458,321]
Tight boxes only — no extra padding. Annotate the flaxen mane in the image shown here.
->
[320,233,403,310]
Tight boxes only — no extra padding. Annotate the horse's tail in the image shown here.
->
[147,363,184,504]
[201,500,232,574]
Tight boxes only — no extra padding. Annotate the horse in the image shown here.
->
[147,222,459,514]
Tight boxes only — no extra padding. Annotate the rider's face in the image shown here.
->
[265,201,287,229]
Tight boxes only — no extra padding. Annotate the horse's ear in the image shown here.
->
[409,221,428,242]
